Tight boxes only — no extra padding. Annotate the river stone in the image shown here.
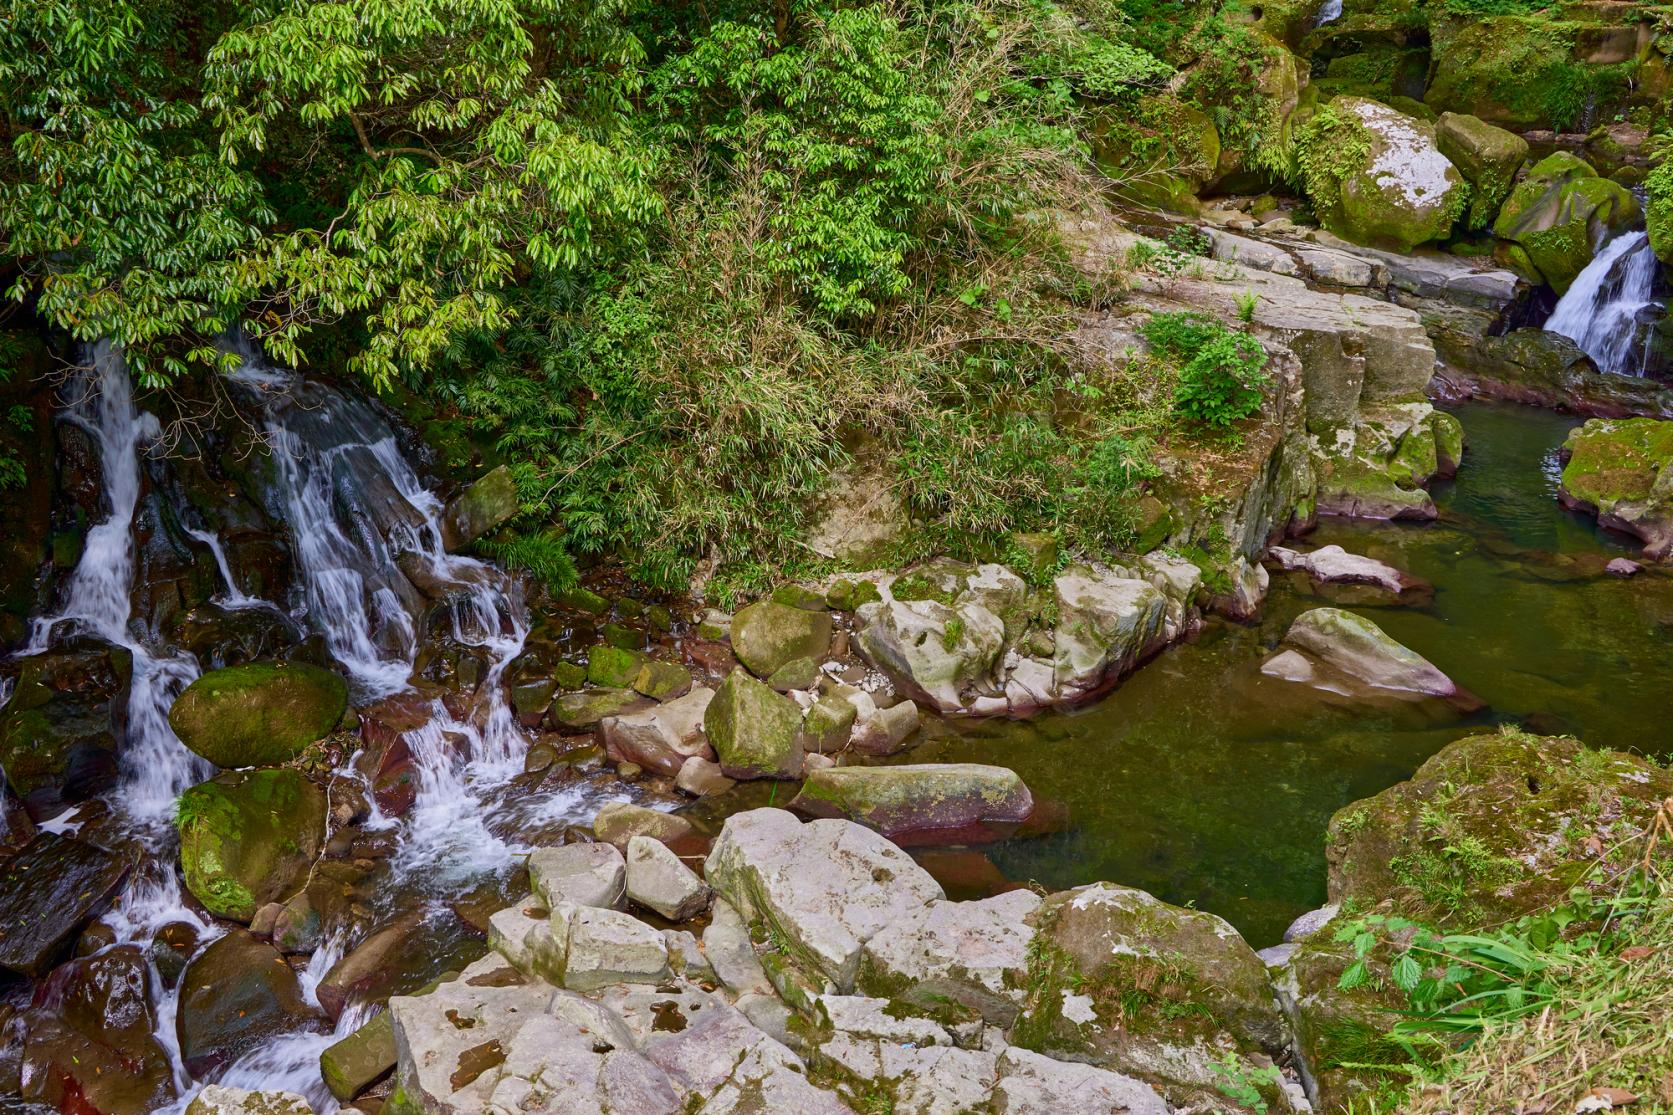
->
[1052,565,1168,698]
[0,832,128,977]
[386,976,560,1112]
[488,900,569,983]
[1328,730,1673,926]
[600,685,714,777]
[0,641,128,812]
[1493,152,1641,291]
[703,898,772,996]
[16,944,177,1114]
[859,889,1040,1004]
[548,686,652,729]
[1310,98,1467,251]
[703,669,804,780]
[845,689,921,756]
[439,464,518,551]
[177,929,326,1077]
[320,1009,396,1101]
[631,658,692,701]
[1435,112,1528,230]
[562,905,672,991]
[801,693,857,752]
[1272,607,1477,706]
[1267,544,1425,597]
[1558,417,1673,560]
[994,1046,1169,1115]
[642,999,850,1115]
[853,597,1006,712]
[591,801,699,852]
[624,835,710,920]
[529,841,626,908]
[168,661,347,769]
[176,768,327,922]
[186,1086,312,1115]
[316,909,453,1019]
[675,755,735,797]
[705,808,944,992]
[586,644,647,689]
[1015,883,1284,1108]
[730,600,832,677]
[789,763,1035,841]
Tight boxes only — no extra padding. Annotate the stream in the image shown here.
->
[905,400,1673,946]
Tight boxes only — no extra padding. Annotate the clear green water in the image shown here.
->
[908,402,1673,946]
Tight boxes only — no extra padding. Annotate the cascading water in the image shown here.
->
[1545,230,1663,377]
[1314,0,1343,25]
[183,526,261,609]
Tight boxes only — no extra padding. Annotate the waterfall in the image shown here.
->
[1545,230,1662,377]
[184,526,261,609]
[1314,0,1343,25]
[24,342,210,822]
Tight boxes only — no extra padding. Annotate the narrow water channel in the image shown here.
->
[907,401,1673,946]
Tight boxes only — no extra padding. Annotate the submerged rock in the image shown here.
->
[168,660,347,768]
[176,768,327,922]
[1267,544,1428,599]
[0,832,128,977]
[1265,607,1480,709]
[176,930,326,1077]
[789,763,1035,842]
[1558,417,1673,560]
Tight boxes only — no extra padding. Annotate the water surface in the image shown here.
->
[908,402,1673,945]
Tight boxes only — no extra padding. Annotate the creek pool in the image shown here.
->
[907,401,1673,946]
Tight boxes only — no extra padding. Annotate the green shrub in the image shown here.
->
[1141,311,1269,428]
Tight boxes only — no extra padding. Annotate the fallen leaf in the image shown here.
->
[1584,1087,1639,1107]
[1584,835,1604,856]
[1619,946,1658,962]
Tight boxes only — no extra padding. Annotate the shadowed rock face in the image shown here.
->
[175,930,326,1078]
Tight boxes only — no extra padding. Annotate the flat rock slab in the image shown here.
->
[625,835,710,921]
[705,808,943,992]
[643,1000,850,1115]
[993,1046,1170,1115]
[528,842,626,909]
[1268,544,1427,598]
[860,889,1040,1000]
[789,763,1035,842]
[0,832,128,977]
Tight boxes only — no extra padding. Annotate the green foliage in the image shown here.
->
[1293,105,1372,222]
[1209,1051,1281,1112]
[1141,311,1269,428]
[1647,159,1673,265]
[1234,289,1258,323]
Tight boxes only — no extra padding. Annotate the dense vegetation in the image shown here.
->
[0,0,1289,598]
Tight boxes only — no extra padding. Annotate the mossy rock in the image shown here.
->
[1492,153,1640,292]
[1297,97,1467,251]
[1434,112,1527,230]
[1015,882,1288,1110]
[729,600,832,678]
[1558,417,1673,558]
[1274,933,1412,1115]
[789,763,1033,840]
[585,644,646,688]
[1325,729,1673,927]
[168,662,347,769]
[703,669,804,780]
[176,769,327,923]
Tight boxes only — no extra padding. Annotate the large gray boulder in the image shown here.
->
[854,597,1006,712]
[185,1087,311,1115]
[625,835,710,921]
[1051,565,1168,698]
[1265,607,1479,708]
[528,842,626,909]
[704,808,943,992]
[859,889,1040,1004]
[600,686,715,776]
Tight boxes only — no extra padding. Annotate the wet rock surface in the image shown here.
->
[0,832,128,977]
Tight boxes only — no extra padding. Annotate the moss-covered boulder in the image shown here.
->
[1558,417,1673,560]
[703,669,804,780]
[789,764,1034,841]
[168,662,347,769]
[1274,931,1409,1115]
[1296,97,1466,251]
[438,464,518,551]
[1326,729,1673,927]
[1492,153,1640,292]
[176,769,327,922]
[1434,112,1527,230]
[729,600,832,678]
[1014,882,1290,1111]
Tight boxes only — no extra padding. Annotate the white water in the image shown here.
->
[184,526,262,609]
[1314,0,1343,25]
[1545,230,1662,377]
[14,343,615,1111]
